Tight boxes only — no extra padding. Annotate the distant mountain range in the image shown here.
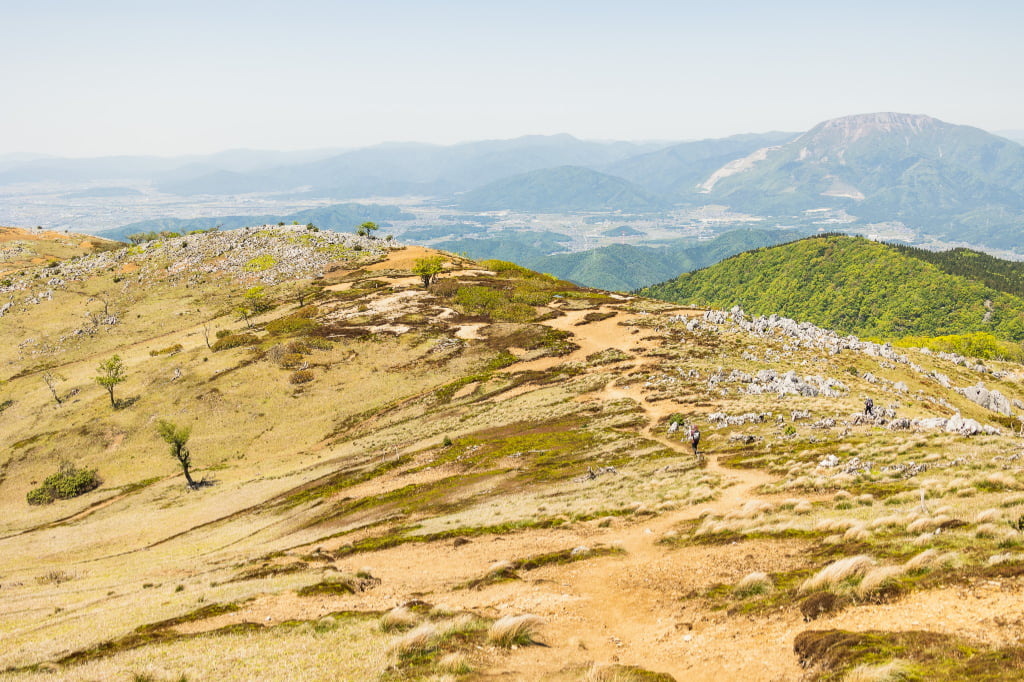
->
[641,234,1024,340]
[7,113,1024,257]
[157,135,671,198]
[454,166,673,213]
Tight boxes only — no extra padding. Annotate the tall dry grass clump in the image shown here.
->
[584,663,671,681]
[975,508,1002,523]
[988,552,1022,566]
[856,565,906,598]
[800,555,875,593]
[437,613,488,640]
[726,500,774,519]
[733,571,773,597]
[843,659,918,682]
[487,614,543,647]
[903,549,940,573]
[906,515,951,534]
[380,605,419,632]
[391,622,439,657]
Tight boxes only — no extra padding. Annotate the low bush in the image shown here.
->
[211,333,259,351]
[303,336,333,350]
[149,343,183,356]
[290,370,315,384]
[266,315,320,336]
[27,463,101,505]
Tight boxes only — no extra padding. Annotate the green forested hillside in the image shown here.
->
[433,228,804,291]
[532,229,805,291]
[641,235,1024,340]
[891,244,1024,298]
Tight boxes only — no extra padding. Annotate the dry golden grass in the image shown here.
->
[487,614,543,647]
[733,571,773,597]
[379,605,419,631]
[6,234,1024,679]
[856,565,906,598]
[800,555,876,594]
[843,659,918,682]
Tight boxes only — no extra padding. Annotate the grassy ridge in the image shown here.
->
[640,235,1024,340]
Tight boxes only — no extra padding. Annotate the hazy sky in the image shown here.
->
[4,0,1022,157]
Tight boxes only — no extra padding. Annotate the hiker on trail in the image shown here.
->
[864,398,874,417]
[689,425,701,458]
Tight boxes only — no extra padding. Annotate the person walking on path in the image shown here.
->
[688,424,701,461]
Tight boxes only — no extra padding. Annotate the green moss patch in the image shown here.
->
[794,629,1024,681]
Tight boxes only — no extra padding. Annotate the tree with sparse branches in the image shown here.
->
[355,221,379,238]
[42,371,65,405]
[95,355,126,407]
[237,286,271,328]
[156,420,196,487]
[412,256,445,288]
[296,284,320,307]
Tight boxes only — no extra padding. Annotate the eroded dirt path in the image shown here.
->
[177,331,796,679]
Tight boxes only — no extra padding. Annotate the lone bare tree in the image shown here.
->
[42,371,65,405]
[156,420,196,487]
[95,355,126,408]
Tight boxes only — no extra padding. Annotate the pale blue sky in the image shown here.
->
[3,0,1022,156]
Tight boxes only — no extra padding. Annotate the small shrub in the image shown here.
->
[149,343,183,356]
[36,569,75,585]
[215,329,232,339]
[289,370,315,384]
[266,316,319,336]
[27,463,101,505]
[303,336,333,350]
[211,333,259,351]
[244,254,277,272]
[280,353,305,369]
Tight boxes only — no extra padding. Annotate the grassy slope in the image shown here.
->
[641,234,1024,340]
[3,228,1024,680]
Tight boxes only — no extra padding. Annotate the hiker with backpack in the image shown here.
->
[688,424,701,460]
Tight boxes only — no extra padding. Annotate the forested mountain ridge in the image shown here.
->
[888,243,1024,298]
[640,234,1024,340]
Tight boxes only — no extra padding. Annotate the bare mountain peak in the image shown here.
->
[801,112,945,145]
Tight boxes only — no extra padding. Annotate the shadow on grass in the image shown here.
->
[115,395,140,410]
